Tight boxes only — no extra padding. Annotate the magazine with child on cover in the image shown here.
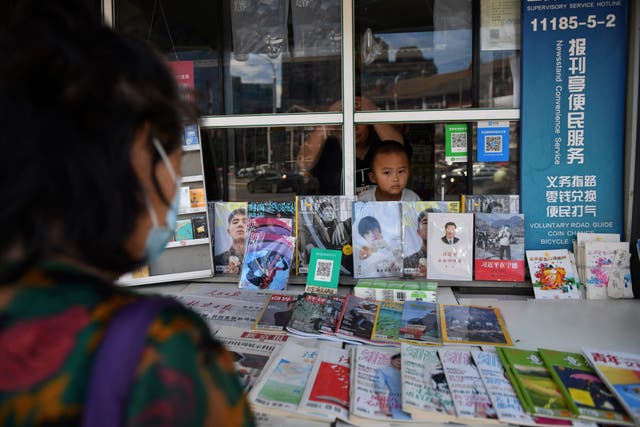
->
[352,201,403,279]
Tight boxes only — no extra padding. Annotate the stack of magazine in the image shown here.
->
[252,293,514,349]
[242,338,638,426]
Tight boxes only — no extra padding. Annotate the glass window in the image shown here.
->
[478,0,521,108]
[115,0,522,203]
[201,126,344,201]
[225,0,342,114]
[355,0,473,110]
[116,0,222,115]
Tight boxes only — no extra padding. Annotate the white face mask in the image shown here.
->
[143,138,180,263]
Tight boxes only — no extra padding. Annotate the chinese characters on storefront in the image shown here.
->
[521,0,627,250]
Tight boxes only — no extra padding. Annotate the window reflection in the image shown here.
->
[356,0,473,110]
[204,121,520,202]
[227,0,342,114]
[479,0,520,107]
[202,126,341,202]
[116,0,221,115]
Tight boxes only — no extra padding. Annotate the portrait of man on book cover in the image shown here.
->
[440,221,460,245]
[427,213,473,281]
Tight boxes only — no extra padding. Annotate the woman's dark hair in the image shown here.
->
[0,0,194,278]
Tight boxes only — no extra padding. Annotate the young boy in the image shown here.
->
[357,140,420,201]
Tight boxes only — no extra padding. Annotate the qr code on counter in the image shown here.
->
[484,135,502,152]
[314,259,334,282]
[450,132,467,152]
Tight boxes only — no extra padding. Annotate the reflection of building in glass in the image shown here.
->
[231,76,273,114]
[280,57,341,112]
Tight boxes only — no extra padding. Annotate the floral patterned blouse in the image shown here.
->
[0,261,255,427]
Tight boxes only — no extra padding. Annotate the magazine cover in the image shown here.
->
[298,346,350,422]
[182,122,200,146]
[318,294,346,336]
[248,340,318,415]
[191,214,208,239]
[539,348,633,425]
[607,248,634,299]
[174,218,194,241]
[498,348,573,420]
[350,346,413,422]
[400,343,456,421]
[214,326,288,393]
[421,200,461,213]
[401,201,430,278]
[253,293,300,332]
[398,300,440,345]
[402,200,460,278]
[426,212,474,281]
[440,304,512,346]
[334,294,380,343]
[370,301,404,343]
[471,350,538,426]
[583,241,629,300]
[246,216,292,238]
[582,348,640,425]
[189,188,205,208]
[474,213,525,281]
[438,348,498,422]
[286,292,328,338]
[526,249,581,299]
[352,201,403,279]
[248,200,296,220]
[175,293,268,334]
[297,195,354,275]
[238,232,296,290]
[214,201,248,274]
[461,194,520,214]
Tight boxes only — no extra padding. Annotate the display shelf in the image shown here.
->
[118,121,214,286]
[166,238,209,249]
[117,269,212,287]
[182,144,201,152]
[178,206,206,215]
[181,174,204,184]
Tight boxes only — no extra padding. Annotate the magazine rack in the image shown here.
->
[118,122,214,286]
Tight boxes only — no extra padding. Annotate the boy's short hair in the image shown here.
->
[370,140,410,169]
[228,208,246,224]
[358,215,381,237]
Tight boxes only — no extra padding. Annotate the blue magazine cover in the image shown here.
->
[239,232,295,290]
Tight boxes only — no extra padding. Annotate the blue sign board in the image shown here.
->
[521,0,627,250]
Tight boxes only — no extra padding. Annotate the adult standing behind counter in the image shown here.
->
[296,96,405,195]
[0,1,254,426]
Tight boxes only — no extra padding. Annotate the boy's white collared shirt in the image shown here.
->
[357,185,420,201]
